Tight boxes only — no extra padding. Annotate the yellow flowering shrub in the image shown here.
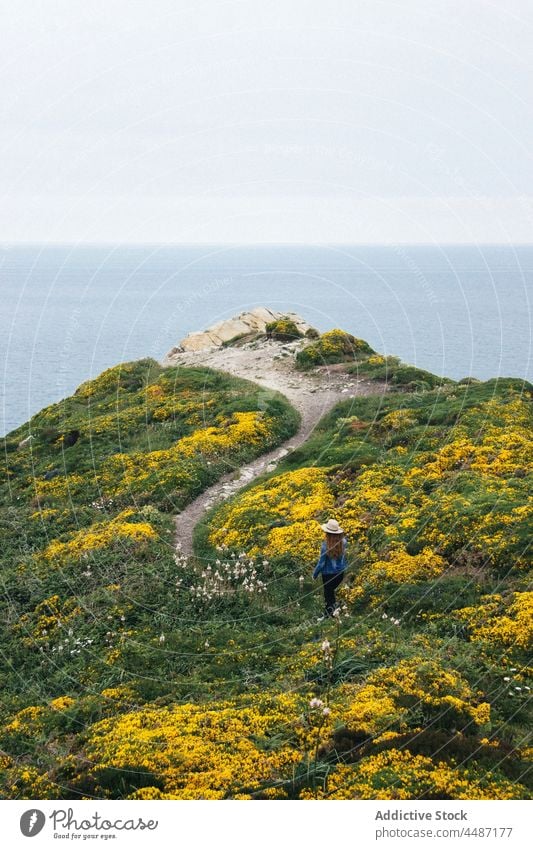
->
[49,696,75,712]
[305,749,524,799]
[2,350,531,803]
[99,411,273,499]
[75,362,147,399]
[33,391,286,508]
[265,318,303,340]
[100,685,138,706]
[209,467,334,559]
[455,397,531,433]
[35,473,86,500]
[180,411,271,456]
[356,546,446,586]
[209,460,417,566]
[1,764,62,799]
[297,329,374,368]
[78,693,302,799]
[337,658,490,735]
[379,409,418,431]
[206,394,531,573]
[455,592,533,652]
[414,430,531,479]
[13,594,81,647]
[35,510,157,567]
[4,705,47,735]
[338,683,399,734]
[29,507,59,521]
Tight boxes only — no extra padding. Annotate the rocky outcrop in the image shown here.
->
[166,307,313,354]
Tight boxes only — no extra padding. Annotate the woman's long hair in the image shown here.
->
[325,532,344,560]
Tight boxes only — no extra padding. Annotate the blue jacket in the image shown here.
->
[313,537,347,579]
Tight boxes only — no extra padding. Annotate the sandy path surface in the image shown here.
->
[163,340,387,556]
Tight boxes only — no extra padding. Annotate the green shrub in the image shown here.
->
[296,329,375,369]
[1,341,531,803]
[265,317,304,341]
[346,356,452,390]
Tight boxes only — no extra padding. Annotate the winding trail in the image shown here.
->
[163,339,388,556]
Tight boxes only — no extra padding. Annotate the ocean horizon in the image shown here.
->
[2,243,532,437]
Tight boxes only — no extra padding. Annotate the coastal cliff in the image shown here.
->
[167,306,314,354]
[0,310,531,801]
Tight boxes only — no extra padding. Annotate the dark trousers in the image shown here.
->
[322,571,344,616]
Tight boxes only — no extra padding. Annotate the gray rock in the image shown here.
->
[18,435,34,449]
[167,307,313,354]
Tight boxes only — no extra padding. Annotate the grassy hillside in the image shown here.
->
[0,359,299,798]
[194,373,532,799]
[0,341,531,801]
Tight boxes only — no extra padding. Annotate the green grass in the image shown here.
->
[0,359,299,713]
[0,342,531,801]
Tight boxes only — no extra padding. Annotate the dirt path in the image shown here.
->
[163,339,387,556]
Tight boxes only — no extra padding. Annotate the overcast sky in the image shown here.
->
[1,0,532,243]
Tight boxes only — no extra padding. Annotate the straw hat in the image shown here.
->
[321,518,344,534]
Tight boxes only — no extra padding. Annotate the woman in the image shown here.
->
[312,518,347,618]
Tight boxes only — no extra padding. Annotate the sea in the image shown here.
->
[1,244,532,437]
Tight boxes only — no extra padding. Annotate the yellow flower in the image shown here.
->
[336,657,490,735]
[50,696,75,712]
[77,693,302,799]
[310,750,523,800]
[36,511,157,567]
[209,467,333,561]
[455,592,533,652]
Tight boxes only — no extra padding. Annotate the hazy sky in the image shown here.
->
[1,0,532,243]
